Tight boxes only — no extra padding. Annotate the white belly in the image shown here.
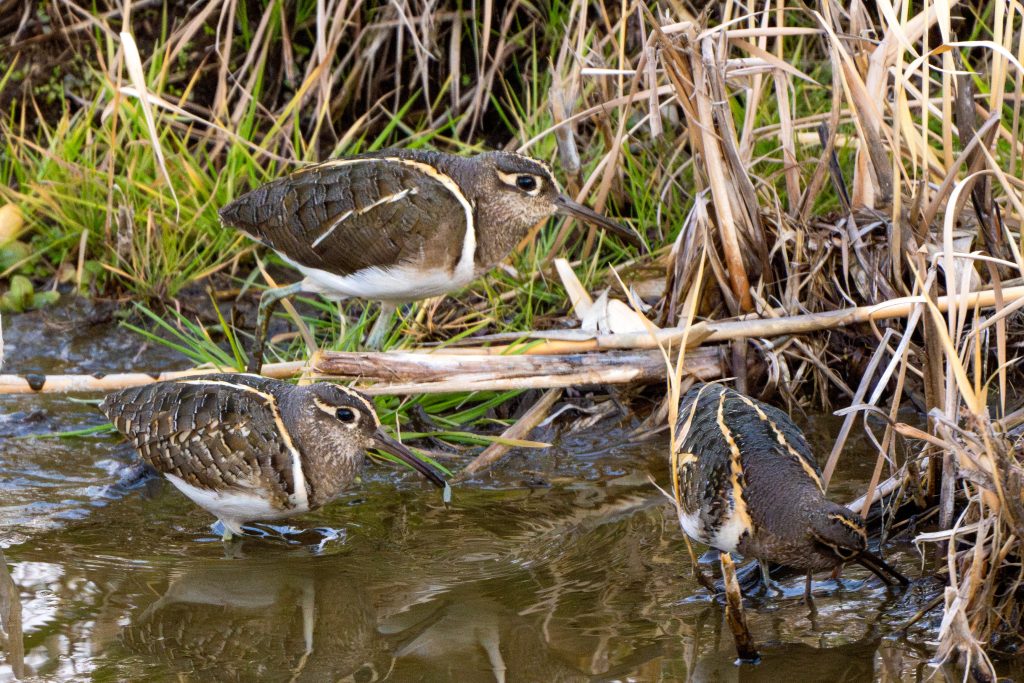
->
[284,256,478,304]
[165,473,307,534]
[677,507,747,554]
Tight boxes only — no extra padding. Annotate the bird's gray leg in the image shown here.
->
[215,518,245,542]
[248,281,305,374]
[758,559,784,595]
[804,572,816,610]
[365,301,397,350]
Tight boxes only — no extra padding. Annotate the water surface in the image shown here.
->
[0,302,993,681]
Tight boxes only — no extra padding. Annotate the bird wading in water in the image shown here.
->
[219,148,644,370]
[669,383,907,658]
[101,374,450,540]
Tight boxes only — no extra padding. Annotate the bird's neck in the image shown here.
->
[472,210,541,272]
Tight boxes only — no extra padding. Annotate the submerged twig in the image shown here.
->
[456,388,563,479]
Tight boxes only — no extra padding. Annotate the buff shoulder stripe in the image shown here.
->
[302,157,476,281]
[310,187,416,249]
[733,393,825,493]
[716,391,753,534]
[672,383,717,504]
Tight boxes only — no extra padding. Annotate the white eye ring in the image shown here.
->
[497,171,542,196]
[314,398,360,427]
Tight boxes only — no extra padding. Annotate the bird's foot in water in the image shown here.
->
[758,560,786,596]
[210,521,344,550]
[116,462,155,489]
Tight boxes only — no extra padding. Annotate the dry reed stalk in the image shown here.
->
[0,362,307,394]
[0,347,728,395]
[423,283,1024,356]
[456,388,563,479]
[314,347,726,394]
[720,551,759,662]
[684,30,753,312]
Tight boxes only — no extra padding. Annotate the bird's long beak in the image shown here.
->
[553,195,646,251]
[854,550,909,586]
[373,428,451,502]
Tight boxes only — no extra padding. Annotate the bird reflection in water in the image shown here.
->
[119,559,387,681]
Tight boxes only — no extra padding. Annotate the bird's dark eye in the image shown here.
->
[335,408,356,423]
[516,175,537,191]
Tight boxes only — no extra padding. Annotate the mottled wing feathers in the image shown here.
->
[219,151,469,277]
[674,385,739,541]
[101,376,299,508]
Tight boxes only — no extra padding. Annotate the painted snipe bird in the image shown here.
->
[219,148,643,370]
[670,383,907,594]
[101,374,449,540]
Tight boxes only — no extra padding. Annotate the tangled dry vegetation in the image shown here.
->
[2,0,1024,673]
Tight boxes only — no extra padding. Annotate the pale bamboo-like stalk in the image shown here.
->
[2,284,1022,395]
[423,284,1024,356]
[720,551,759,662]
[0,348,727,396]
[0,362,306,394]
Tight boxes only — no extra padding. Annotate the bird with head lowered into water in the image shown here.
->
[670,382,908,596]
[101,374,450,540]
[219,148,644,371]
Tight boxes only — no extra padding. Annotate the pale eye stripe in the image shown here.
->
[335,387,380,426]
[506,152,554,178]
[313,398,337,415]
[496,170,542,196]
[827,512,867,538]
[310,187,416,248]
[312,388,380,426]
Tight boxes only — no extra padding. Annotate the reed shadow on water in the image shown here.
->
[0,550,24,680]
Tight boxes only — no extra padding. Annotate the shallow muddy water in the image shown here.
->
[0,302,1009,681]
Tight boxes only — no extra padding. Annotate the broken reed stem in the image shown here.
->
[456,388,563,479]
[1,284,1020,395]
[429,284,1024,355]
[845,473,903,514]
[720,552,760,663]
[316,348,726,394]
[0,348,727,395]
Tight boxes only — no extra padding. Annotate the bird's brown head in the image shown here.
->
[807,503,868,562]
[285,383,447,490]
[456,151,644,266]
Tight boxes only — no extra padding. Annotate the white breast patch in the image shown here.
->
[676,503,747,554]
[285,256,478,304]
[164,473,307,535]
